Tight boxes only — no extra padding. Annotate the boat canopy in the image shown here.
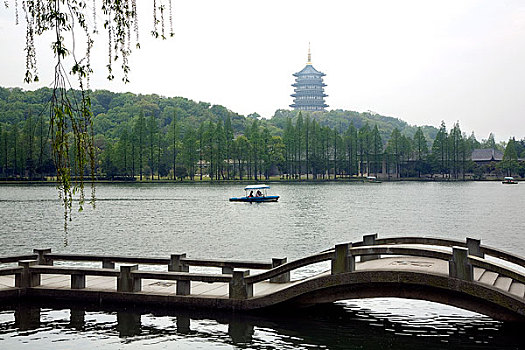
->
[504,177,514,180]
[244,184,270,190]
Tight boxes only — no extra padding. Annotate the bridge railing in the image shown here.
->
[1,235,524,301]
[0,250,278,299]
[236,235,525,298]
[356,234,525,269]
[37,251,273,273]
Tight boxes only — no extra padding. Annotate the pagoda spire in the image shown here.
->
[307,42,312,65]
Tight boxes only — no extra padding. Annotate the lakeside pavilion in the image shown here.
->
[290,44,328,112]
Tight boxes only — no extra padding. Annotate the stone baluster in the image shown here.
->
[169,253,189,272]
[222,266,234,274]
[229,270,253,299]
[33,248,53,265]
[361,234,379,262]
[449,247,473,281]
[331,243,354,274]
[71,273,86,289]
[117,264,140,292]
[15,260,40,288]
[102,259,115,269]
[270,257,290,283]
[466,238,484,258]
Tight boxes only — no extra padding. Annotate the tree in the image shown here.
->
[344,123,358,177]
[449,122,463,179]
[413,127,428,178]
[295,113,304,179]
[133,112,146,181]
[5,0,175,224]
[370,125,383,176]
[431,121,449,177]
[358,124,371,176]
[386,128,401,178]
[148,114,159,179]
[283,118,294,178]
[502,138,519,176]
[182,126,197,180]
[224,116,234,179]
[481,133,497,150]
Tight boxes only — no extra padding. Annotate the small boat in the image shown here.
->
[365,176,382,183]
[229,184,279,202]
[502,176,518,184]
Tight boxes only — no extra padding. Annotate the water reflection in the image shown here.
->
[0,301,522,349]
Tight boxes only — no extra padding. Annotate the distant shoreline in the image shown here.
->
[0,177,517,185]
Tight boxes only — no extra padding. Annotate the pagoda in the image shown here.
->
[290,44,328,111]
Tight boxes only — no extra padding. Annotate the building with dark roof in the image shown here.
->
[290,45,328,111]
[470,148,504,165]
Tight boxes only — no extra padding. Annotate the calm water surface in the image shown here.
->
[0,181,524,349]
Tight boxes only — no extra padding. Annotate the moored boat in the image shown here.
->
[365,176,382,183]
[229,184,279,202]
[502,176,518,184]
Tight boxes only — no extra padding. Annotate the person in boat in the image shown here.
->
[248,190,254,197]
[256,190,263,197]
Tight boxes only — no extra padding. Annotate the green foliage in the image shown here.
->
[2,87,522,182]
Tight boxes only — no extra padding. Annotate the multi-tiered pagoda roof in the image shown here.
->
[290,46,328,111]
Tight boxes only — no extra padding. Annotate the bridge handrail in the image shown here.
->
[349,245,452,260]
[0,254,37,264]
[246,245,525,286]
[30,265,120,277]
[359,236,525,269]
[181,258,272,270]
[46,253,169,265]
[352,245,525,285]
[371,237,465,248]
[478,246,525,269]
[0,266,23,275]
[245,251,334,284]
[44,253,272,270]
[131,270,232,283]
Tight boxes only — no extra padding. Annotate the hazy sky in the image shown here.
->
[1,0,524,141]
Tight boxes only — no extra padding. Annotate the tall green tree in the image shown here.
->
[386,128,401,178]
[413,127,428,178]
[431,121,449,177]
[147,114,159,179]
[502,138,519,176]
[357,124,370,176]
[370,125,383,176]
[182,126,198,180]
[344,122,358,177]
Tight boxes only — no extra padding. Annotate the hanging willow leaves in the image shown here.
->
[5,0,174,229]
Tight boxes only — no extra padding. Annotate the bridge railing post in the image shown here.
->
[102,259,115,269]
[449,247,473,281]
[229,269,253,299]
[361,234,379,262]
[176,280,191,295]
[270,257,290,283]
[332,243,353,274]
[33,249,53,265]
[222,266,234,274]
[169,254,189,272]
[15,260,40,288]
[71,273,86,289]
[466,238,484,258]
[117,264,140,292]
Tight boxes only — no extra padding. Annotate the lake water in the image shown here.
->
[0,181,524,349]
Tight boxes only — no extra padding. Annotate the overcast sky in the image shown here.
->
[1,0,524,141]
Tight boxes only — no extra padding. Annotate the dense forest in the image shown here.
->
[1,86,524,181]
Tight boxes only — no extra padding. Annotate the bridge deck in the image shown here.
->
[1,256,523,300]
